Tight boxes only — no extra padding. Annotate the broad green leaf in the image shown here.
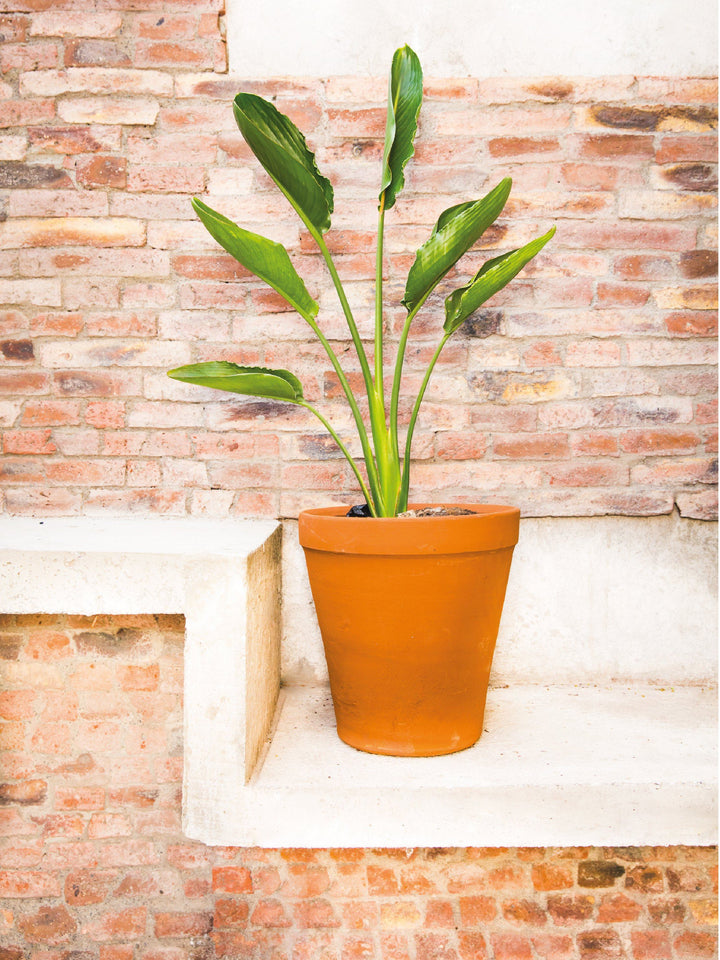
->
[402,178,512,313]
[380,44,423,211]
[192,198,318,318]
[233,93,333,234]
[443,226,556,334]
[168,361,304,402]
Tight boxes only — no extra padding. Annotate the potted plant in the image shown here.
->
[169,45,555,757]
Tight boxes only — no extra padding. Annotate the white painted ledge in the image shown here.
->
[0,517,282,838]
[235,683,717,848]
[0,516,716,848]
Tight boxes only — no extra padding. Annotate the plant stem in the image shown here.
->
[314,228,395,515]
[299,308,383,511]
[398,330,451,512]
[367,200,403,516]
[389,299,422,459]
[315,231,375,398]
[299,401,376,515]
[375,204,386,394]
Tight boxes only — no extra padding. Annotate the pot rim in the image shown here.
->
[298,502,520,556]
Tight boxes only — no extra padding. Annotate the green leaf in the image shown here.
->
[443,226,556,334]
[192,198,318,318]
[167,361,304,402]
[233,93,333,234]
[380,44,423,211]
[402,178,512,313]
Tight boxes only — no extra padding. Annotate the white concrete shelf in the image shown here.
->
[207,682,717,848]
[1,516,716,849]
[0,517,283,839]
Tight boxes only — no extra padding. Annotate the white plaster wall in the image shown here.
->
[226,0,717,77]
[282,514,718,686]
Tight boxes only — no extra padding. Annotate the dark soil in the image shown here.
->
[345,505,477,518]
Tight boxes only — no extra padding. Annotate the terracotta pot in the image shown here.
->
[298,503,520,757]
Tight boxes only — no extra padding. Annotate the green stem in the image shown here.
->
[299,401,376,515]
[312,228,392,515]
[398,331,451,512]
[272,191,384,512]
[389,299,422,459]
[375,204,386,393]
[314,230,375,399]
[299,307,383,511]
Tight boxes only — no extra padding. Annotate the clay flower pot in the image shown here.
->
[299,504,520,757]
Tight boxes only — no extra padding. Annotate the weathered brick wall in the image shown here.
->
[0,614,717,959]
[0,1,717,520]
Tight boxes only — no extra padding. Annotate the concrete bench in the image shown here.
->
[0,515,716,847]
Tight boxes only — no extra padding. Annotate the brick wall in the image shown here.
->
[0,1,717,520]
[0,4,717,956]
[0,614,717,960]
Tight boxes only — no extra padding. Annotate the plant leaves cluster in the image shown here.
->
[169,45,555,517]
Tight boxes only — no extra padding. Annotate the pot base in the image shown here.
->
[336,725,483,758]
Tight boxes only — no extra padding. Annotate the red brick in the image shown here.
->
[399,866,441,895]
[494,434,569,459]
[457,932,488,959]
[666,864,713,892]
[547,895,595,925]
[596,893,642,922]
[30,720,71,754]
[212,866,253,894]
[76,155,127,188]
[531,863,574,891]
[620,429,699,454]
[30,11,122,37]
[490,933,534,960]
[647,897,686,924]
[664,311,718,336]
[656,135,718,163]
[83,906,147,942]
[548,462,629,486]
[625,865,664,892]
[65,870,118,906]
[421,900,454,928]
[283,864,330,898]
[21,400,81,427]
[155,911,212,938]
[295,899,342,929]
[0,778,46,805]
[247,899,290,928]
[98,948,134,960]
[459,896,497,925]
[630,930,671,959]
[577,929,623,959]
[673,932,718,959]
[0,869,62,898]
[0,99,56,128]
[380,900,422,928]
[0,14,28,42]
[489,137,560,157]
[3,429,57,455]
[119,664,159,691]
[531,934,575,959]
[54,786,105,811]
[126,165,205,193]
[134,39,214,68]
[18,904,76,944]
[64,39,130,68]
[502,899,548,926]
[135,13,197,38]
